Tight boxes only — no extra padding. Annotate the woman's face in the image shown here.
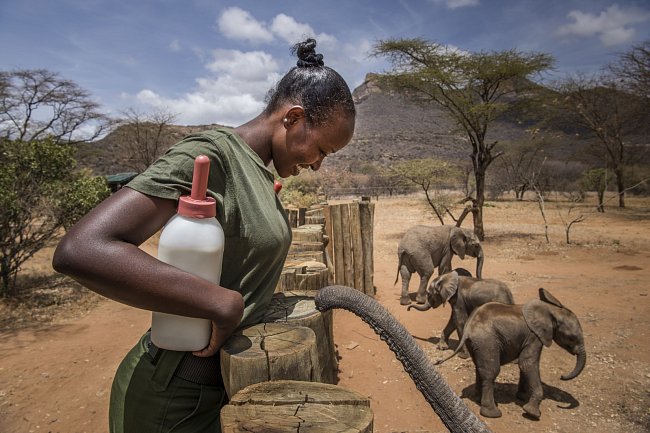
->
[274,108,355,178]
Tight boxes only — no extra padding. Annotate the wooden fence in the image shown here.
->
[278,201,375,296]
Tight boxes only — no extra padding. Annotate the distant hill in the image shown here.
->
[78,74,633,176]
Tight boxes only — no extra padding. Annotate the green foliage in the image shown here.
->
[390,158,462,223]
[0,138,108,297]
[57,172,111,230]
[279,173,320,208]
[580,168,613,212]
[580,168,612,193]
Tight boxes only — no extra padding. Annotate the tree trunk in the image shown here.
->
[315,285,491,433]
[615,167,625,208]
[473,166,486,241]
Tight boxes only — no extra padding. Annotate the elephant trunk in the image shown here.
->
[561,344,586,381]
[315,285,491,433]
[475,247,484,279]
[407,301,431,312]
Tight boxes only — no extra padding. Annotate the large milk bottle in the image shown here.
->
[151,154,225,351]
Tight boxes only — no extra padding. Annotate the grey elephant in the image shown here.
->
[395,225,484,306]
[436,288,586,420]
[315,285,492,433]
[408,270,514,358]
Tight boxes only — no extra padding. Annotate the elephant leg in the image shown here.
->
[477,353,502,418]
[415,272,431,304]
[519,349,544,419]
[399,265,412,305]
[516,363,530,402]
[437,313,455,350]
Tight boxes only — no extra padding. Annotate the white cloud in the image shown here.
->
[269,14,336,46]
[557,4,650,46]
[133,49,282,126]
[430,0,480,9]
[169,39,181,52]
[217,6,274,43]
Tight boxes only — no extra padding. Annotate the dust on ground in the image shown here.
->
[1,194,649,433]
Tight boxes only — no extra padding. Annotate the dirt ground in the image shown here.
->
[1,194,649,433]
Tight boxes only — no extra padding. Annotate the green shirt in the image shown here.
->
[127,127,291,328]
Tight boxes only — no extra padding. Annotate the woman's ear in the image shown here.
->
[523,300,554,347]
[282,105,305,129]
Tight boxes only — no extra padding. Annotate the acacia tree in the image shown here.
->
[548,75,648,208]
[609,40,650,99]
[389,158,464,225]
[118,108,178,172]
[0,69,113,143]
[373,38,554,239]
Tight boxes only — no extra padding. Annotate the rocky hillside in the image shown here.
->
[78,74,603,176]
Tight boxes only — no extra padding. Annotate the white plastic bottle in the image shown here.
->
[151,154,225,351]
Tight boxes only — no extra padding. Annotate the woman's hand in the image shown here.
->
[192,321,232,357]
[193,289,244,357]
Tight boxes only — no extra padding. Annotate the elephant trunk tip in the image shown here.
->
[561,348,586,381]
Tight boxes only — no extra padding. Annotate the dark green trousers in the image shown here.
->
[109,333,226,433]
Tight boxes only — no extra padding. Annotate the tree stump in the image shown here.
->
[220,380,373,433]
[220,323,321,399]
[262,291,337,384]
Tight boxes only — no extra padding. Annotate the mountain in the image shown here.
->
[79,74,627,176]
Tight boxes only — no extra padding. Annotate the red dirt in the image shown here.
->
[1,195,649,433]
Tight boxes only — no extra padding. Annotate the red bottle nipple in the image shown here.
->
[177,155,217,218]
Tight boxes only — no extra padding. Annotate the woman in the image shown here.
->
[52,38,356,433]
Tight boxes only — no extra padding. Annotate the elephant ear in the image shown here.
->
[439,271,459,304]
[539,288,564,308]
[523,300,554,347]
[450,228,467,259]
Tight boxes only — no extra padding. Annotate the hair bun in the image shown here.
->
[293,38,324,67]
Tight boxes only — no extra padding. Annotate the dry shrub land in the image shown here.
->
[1,194,649,433]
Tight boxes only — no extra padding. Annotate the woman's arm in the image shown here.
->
[52,187,244,338]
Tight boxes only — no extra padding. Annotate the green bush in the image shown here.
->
[0,138,109,296]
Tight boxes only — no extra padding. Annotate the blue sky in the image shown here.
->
[1,0,649,126]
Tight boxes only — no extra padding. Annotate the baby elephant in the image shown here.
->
[408,270,514,358]
[436,288,586,419]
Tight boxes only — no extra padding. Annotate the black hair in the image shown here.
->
[264,38,355,125]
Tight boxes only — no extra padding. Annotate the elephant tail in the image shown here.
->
[315,285,491,433]
[394,250,404,286]
[435,326,471,366]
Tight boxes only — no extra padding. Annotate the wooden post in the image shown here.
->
[350,202,364,291]
[329,205,344,285]
[262,291,337,384]
[340,204,354,287]
[220,323,321,399]
[220,380,373,433]
[360,202,375,295]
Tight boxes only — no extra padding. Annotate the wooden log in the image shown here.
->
[220,323,321,399]
[360,202,375,296]
[220,380,373,433]
[262,292,337,384]
[350,202,364,291]
[275,268,297,293]
[340,204,354,287]
[289,241,324,253]
[291,225,324,243]
[285,251,325,264]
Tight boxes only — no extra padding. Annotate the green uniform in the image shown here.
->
[109,128,291,433]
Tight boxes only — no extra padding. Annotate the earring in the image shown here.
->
[283,118,288,125]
